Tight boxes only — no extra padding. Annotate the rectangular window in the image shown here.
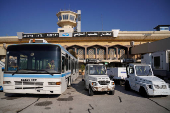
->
[154,56,160,68]
[63,14,68,20]
[69,56,70,70]
[20,55,28,70]
[66,54,68,71]
[62,55,65,73]
[70,15,75,21]
[75,61,77,72]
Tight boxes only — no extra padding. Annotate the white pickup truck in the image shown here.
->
[83,64,115,96]
[125,63,170,97]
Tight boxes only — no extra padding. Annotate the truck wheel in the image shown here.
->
[125,81,131,91]
[139,87,148,98]
[89,86,94,96]
[109,90,115,95]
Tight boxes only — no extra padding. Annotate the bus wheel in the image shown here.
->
[89,86,94,96]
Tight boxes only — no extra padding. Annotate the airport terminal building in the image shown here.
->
[0,10,170,66]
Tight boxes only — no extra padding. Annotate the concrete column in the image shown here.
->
[75,48,77,54]
[95,48,97,59]
[85,47,87,59]
[106,47,108,60]
[115,47,118,59]
[127,47,129,58]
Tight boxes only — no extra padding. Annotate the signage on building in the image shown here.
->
[87,32,99,37]
[99,32,113,37]
[23,33,59,38]
[86,59,98,63]
[73,32,86,37]
[59,33,72,37]
[122,59,134,63]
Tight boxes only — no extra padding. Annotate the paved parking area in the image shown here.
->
[0,75,170,113]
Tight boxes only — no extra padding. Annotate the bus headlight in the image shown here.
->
[3,81,11,84]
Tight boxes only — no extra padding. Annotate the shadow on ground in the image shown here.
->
[2,93,60,100]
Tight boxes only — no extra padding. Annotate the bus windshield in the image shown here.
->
[89,65,106,75]
[6,44,61,74]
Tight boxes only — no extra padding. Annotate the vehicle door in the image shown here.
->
[128,65,136,90]
[84,65,89,88]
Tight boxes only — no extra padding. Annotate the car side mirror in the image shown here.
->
[129,68,134,74]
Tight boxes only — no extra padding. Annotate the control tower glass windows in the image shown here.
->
[70,15,75,21]
[63,14,68,20]
[59,16,62,21]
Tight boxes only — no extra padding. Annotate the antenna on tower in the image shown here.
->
[69,4,70,10]
[101,14,103,31]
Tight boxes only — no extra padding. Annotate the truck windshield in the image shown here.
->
[89,65,106,75]
[6,44,61,74]
[135,66,152,76]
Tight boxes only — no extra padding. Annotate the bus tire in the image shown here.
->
[89,86,94,96]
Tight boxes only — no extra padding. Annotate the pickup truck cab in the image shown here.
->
[125,63,170,97]
[84,63,115,96]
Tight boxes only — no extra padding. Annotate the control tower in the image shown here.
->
[56,10,81,33]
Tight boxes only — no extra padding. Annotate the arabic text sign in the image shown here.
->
[99,32,113,37]
[87,32,99,37]
[73,32,86,37]
[23,33,59,38]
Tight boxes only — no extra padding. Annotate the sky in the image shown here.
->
[0,0,170,36]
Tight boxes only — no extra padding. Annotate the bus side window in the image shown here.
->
[66,54,68,71]
[73,59,75,72]
[62,55,65,73]
[69,56,70,70]
[75,61,77,72]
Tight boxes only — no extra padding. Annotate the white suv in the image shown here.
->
[83,64,115,96]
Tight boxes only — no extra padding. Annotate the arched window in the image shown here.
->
[109,49,115,60]
[120,49,125,59]
[99,49,104,60]
[88,49,94,59]
[78,49,84,60]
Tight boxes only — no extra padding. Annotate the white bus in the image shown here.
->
[3,39,79,94]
